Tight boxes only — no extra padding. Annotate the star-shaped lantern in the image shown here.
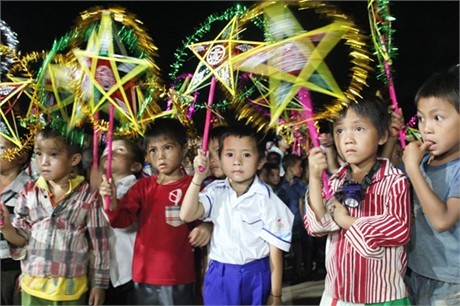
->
[185,15,264,97]
[73,10,156,136]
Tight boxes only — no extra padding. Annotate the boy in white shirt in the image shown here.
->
[181,126,294,305]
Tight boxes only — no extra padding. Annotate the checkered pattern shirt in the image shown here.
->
[10,177,110,288]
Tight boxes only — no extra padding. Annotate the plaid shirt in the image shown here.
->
[10,176,110,288]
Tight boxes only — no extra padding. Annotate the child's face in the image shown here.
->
[258,168,268,183]
[209,137,224,179]
[100,140,138,178]
[267,168,281,187]
[289,160,303,177]
[278,137,290,151]
[333,109,387,169]
[417,97,460,162]
[34,135,81,183]
[220,135,264,188]
[146,135,185,176]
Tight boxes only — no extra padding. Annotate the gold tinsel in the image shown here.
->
[0,45,43,161]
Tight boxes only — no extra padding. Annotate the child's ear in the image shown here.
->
[71,153,82,167]
[130,162,143,174]
[378,130,389,146]
[181,143,189,159]
[257,157,266,170]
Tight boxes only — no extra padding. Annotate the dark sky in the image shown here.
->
[1,1,459,123]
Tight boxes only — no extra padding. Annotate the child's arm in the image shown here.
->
[86,194,110,303]
[307,147,329,221]
[403,141,460,232]
[381,105,404,160]
[330,201,357,230]
[88,288,105,306]
[188,222,213,247]
[0,203,26,247]
[319,133,340,174]
[267,244,283,306]
[180,149,208,223]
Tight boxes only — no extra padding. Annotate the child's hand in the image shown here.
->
[89,165,103,192]
[193,149,210,182]
[388,105,405,137]
[0,202,12,229]
[267,294,282,306]
[329,198,355,229]
[88,287,105,306]
[99,175,117,211]
[308,147,327,180]
[189,222,212,247]
[402,140,431,172]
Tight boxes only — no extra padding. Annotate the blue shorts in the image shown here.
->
[203,257,271,305]
[405,269,460,306]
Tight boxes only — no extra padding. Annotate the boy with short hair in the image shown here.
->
[402,68,460,305]
[180,126,294,305]
[99,118,210,305]
[305,96,411,304]
[0,125,110,306]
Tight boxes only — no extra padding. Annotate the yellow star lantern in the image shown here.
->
[185,15,264,97]
[73,9,158,136]
[0,80,32,147]
[0,45,42,160]
[232,1,371,129]
[34,51,82,128]
[233,3,347,127]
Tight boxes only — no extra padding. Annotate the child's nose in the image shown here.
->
[40,155,50,165]
[423,121,434,134]
[233,157,242,166]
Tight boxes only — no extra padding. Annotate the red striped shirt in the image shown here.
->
[304,158,411,303]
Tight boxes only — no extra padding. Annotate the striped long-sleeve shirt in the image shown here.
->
[10,176,110,289]
[304,158,411,304]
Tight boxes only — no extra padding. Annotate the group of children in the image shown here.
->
[0,65,458,306]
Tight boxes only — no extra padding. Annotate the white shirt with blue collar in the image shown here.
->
[199,176,294,265]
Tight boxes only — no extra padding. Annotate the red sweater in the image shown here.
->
[106,175,195,285]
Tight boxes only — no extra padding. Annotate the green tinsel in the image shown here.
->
[368,0,398,84]
[47,116,88,148]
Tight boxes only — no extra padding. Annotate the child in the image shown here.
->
[0,125,110,306]
[99,118,211,305]
[97,138,144,305]
[280,154,309,283]
[180,126,294,305]
[203,126,227,185]
[305,96,411,304]
[0,131,34,306]
[402,68,460,305]
[262,162,286,199]
[268,135,288,176]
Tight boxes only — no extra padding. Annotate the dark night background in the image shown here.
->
[1,1,459,126]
